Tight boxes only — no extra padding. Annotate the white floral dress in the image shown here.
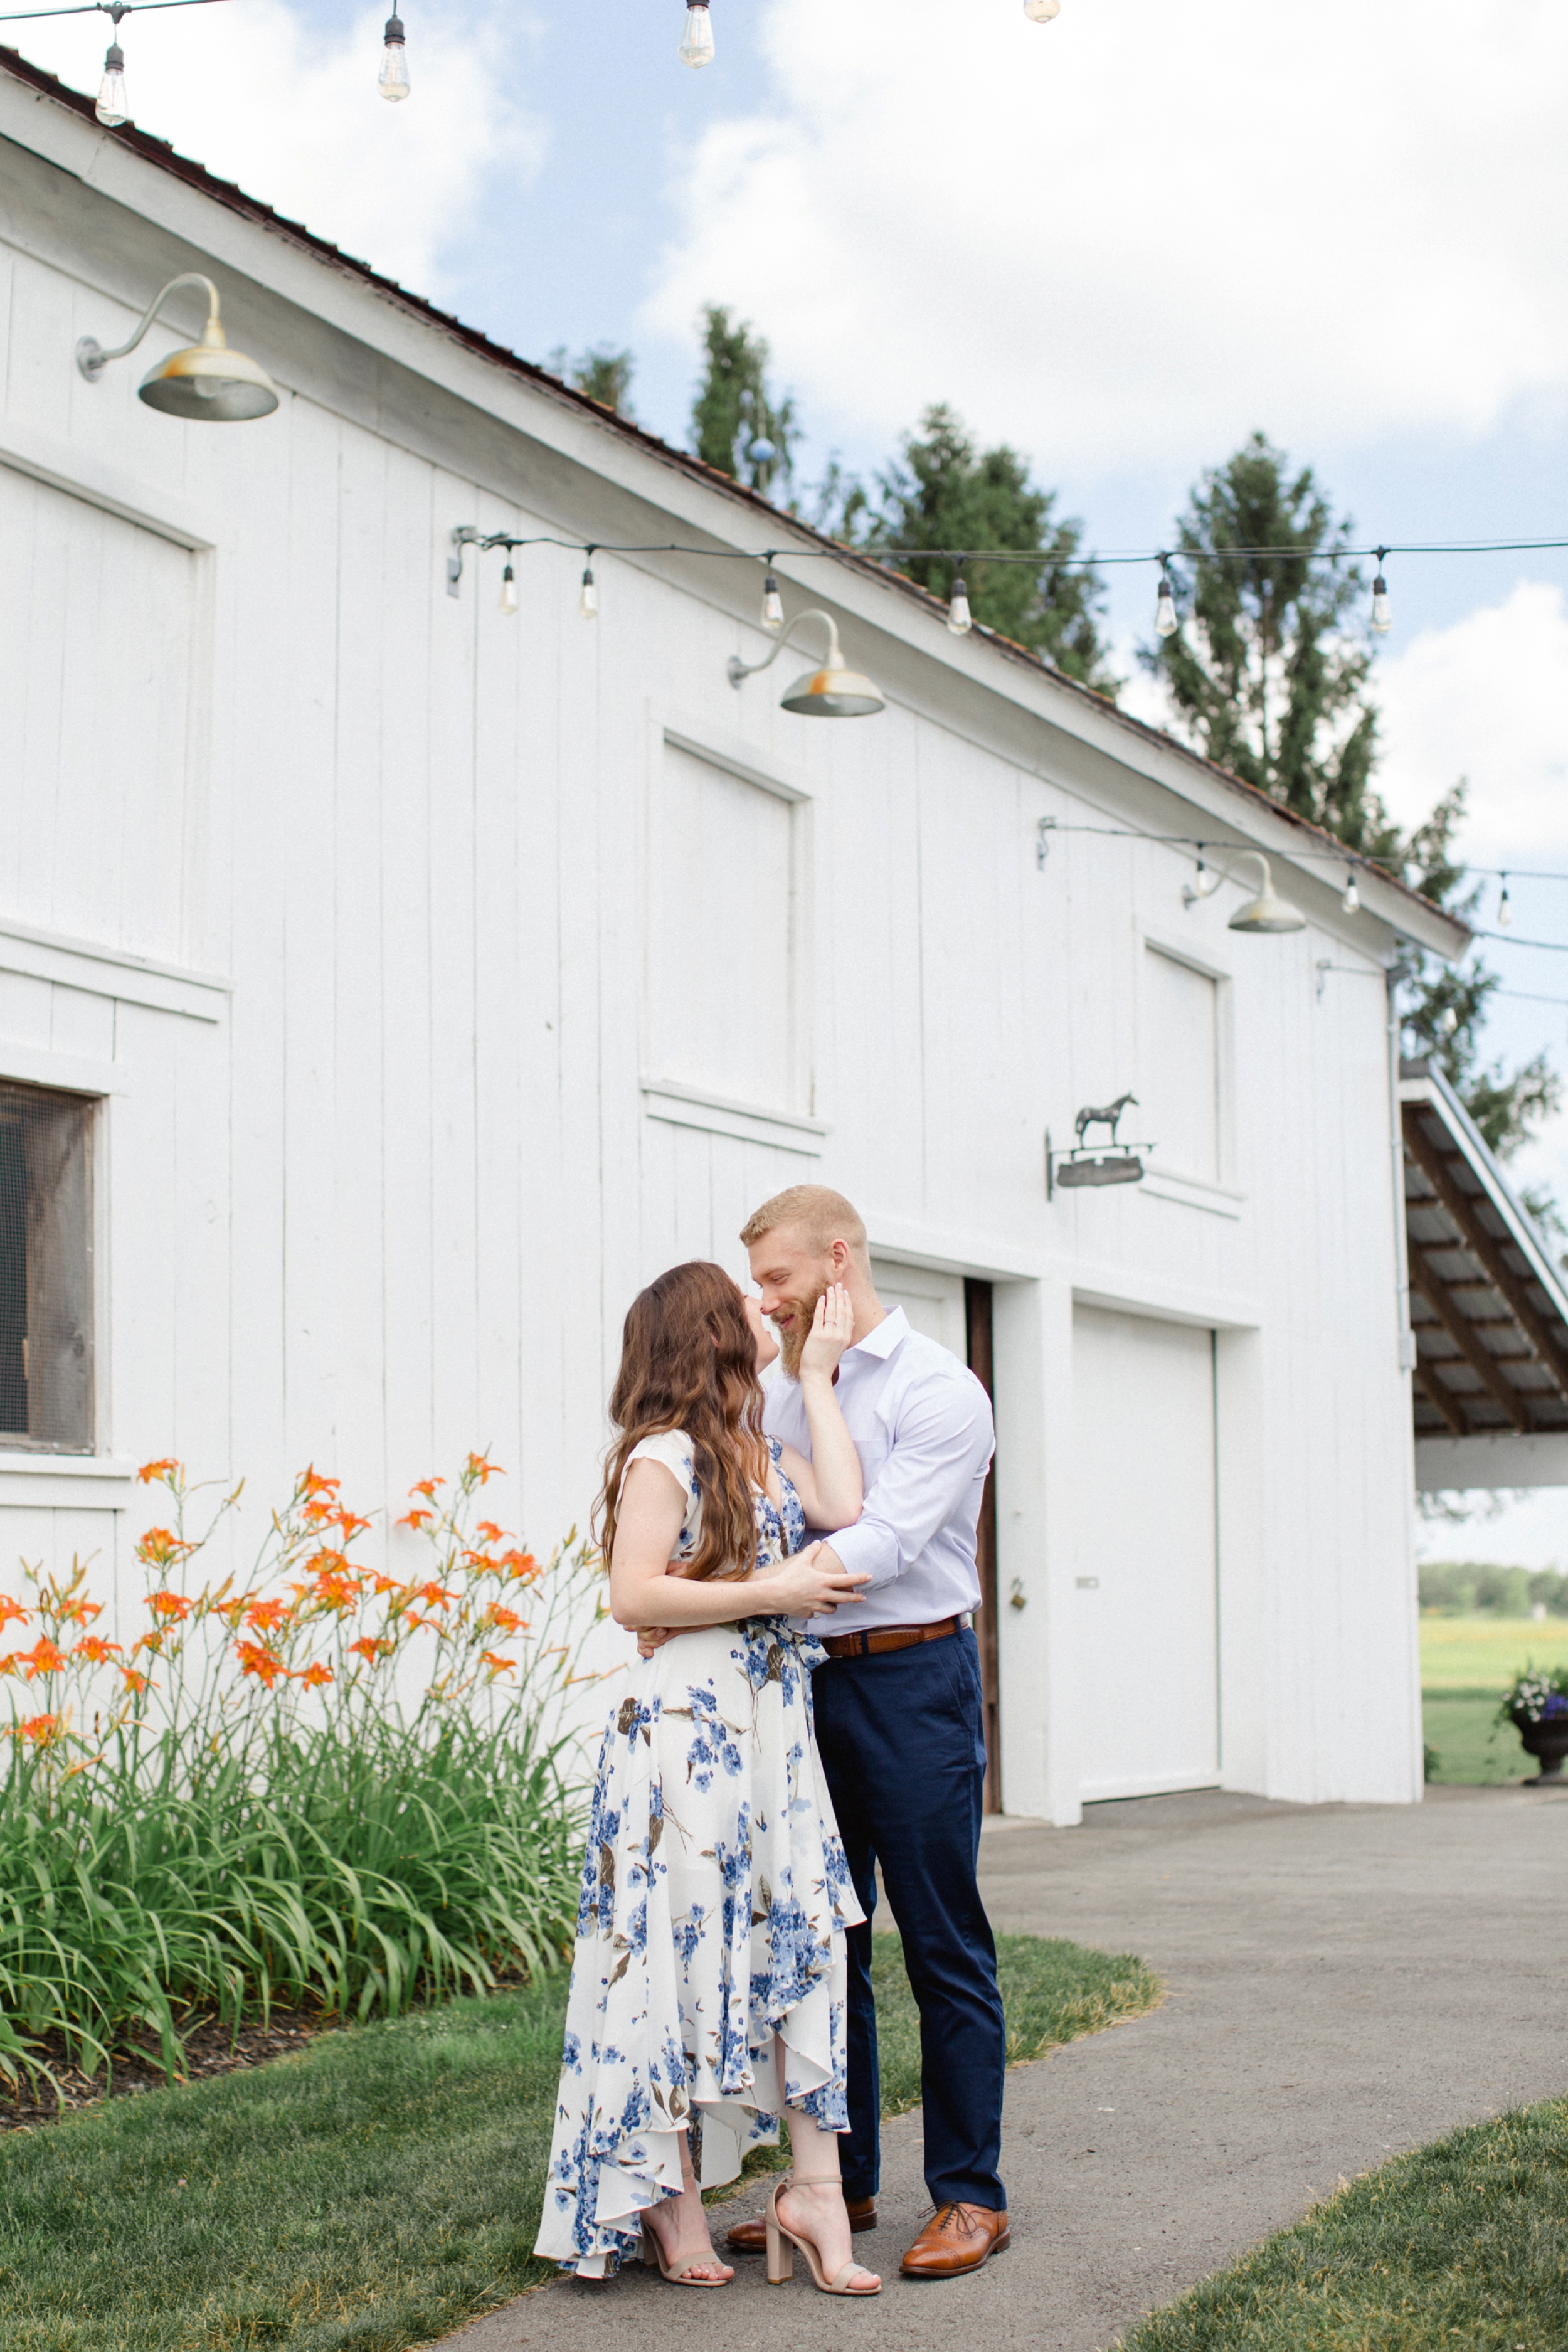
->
[536,1431,863,2279]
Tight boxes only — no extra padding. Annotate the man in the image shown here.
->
[726,1183,1010,2280]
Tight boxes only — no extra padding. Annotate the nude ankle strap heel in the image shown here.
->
[765,2178,881,2297]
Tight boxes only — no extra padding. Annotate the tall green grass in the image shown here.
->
[0,1456,601,2085]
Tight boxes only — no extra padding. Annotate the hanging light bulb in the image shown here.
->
[1342,866,1360,915]
[679,2,716,66]
[947,566,973,637]
[1024,0,1062,17]
[1498,876,1512,928]
[499,562,518,617]
[95,34,129,127]
[1370,547,1392,635]
[1154,564,1179,639]
[379,11,410,100]
[579,557,598,620]
[1439,1004,1460,1037]
[761,568,784,633]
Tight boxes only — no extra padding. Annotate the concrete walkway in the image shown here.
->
[442,1783,1568,2352]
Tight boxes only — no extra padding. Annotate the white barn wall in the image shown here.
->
[0,77,1436,1808]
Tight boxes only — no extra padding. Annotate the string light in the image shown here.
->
[1342,866,1360,915]
[1154,561,1179,639]
[1498,876,1512,928]
[499,562,517,617]
[0,0,237,124]
[379,9,410,100]
[1370,548,1392,635]
[95,8,127,124]
[946,564,973,637]
[579,554,598,620]
[761,564,784,633]
[1024,0,1062,17]
[679,1,715,66]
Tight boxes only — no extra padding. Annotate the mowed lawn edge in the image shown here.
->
[1120,2095,1568,2352]
[0,1932,1159,2352]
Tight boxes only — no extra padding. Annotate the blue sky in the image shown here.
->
[17,0,1568,1557]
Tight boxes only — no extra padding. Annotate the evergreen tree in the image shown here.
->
[690,306,797,500]
[848,405,1115,694]
[548,344,636,418]
[1145,433,1560,1168]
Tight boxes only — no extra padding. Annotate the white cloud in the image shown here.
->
[1377,583,1568,861]
[12,0,546,300]
[641,0,1568,475]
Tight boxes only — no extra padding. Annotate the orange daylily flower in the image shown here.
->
[56,1598,103,1628]
[138,1528,196,1569]
[347,1636,393,1663]
[466,1453,501,1485]
[147,1592,194,1623]
[397,1508,433,1532]
[120,1666,151,1694]
[15,1712,63,1744]
[413,1582,455,1611]
[482,1604,526,1636]
[72,1636,122,1664]
[300,1466,341,1501]
[499,1550,540,1583]
[235,1641,289,1688]
[213,1597,248,1627]
[300,1662,334,1688]
[18,1638,66,1679]
[0,1597,27,1634]
[476,1521,508,1545]
[244,1597,289,1634]
[329,1508,371,1540]
[136,1458,181,1486]
[479,1650,516,1675]
[408,1478,445,1501]
[370,1573,404,1597]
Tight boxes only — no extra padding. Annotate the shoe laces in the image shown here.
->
[931,2201,986,2238]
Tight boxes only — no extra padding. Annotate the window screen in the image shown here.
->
[0,1086,95,1451]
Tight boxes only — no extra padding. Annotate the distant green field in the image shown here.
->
[1419,1613,1568,1690]
[1420,1615,1562,1784]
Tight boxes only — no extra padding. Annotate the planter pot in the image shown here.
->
[1511,1712,1568,1783]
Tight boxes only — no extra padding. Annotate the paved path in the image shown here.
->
[441,1783,1568,2352]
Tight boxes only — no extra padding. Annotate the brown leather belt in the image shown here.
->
[819,1616,961,1660]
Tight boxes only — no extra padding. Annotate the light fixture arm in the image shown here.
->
[1183,847,1274,908]
[76,272,220,381]
[727,607,844,689]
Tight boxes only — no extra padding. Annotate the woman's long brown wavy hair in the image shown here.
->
[596,1261,770,1583]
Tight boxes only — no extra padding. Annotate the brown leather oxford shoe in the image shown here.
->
[899,2201,1011,2277]
[726,2194,876,2252]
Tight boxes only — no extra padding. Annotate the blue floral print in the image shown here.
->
[534,1436,863,2280]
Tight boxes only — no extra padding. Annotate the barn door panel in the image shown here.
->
[1071,1303,1219,1801]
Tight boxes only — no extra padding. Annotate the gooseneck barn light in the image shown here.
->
[726,609,885,718]
[76,273,279,420]
[1184,849,1306,935]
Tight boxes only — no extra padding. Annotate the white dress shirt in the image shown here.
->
[762,1306,995,1636]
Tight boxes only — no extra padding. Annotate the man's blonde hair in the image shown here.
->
[740,1185,870,1271]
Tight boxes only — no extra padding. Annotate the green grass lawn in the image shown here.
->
[1122,2096,1568,2352]
[1419,1615,1562,1783]
[0,1931,1158,2351]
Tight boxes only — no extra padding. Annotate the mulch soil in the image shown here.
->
[0,2011,323,2130]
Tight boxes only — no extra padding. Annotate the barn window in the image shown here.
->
[1142,945,1223,1184]
[0,1085,96,1452]
[647,740,807,1114]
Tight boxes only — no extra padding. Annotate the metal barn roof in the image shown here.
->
[1404,1058,1568,1488]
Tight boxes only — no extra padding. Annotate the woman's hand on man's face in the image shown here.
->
[797,1283,854,1382]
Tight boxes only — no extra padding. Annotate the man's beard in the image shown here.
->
[776,1277,829,1379]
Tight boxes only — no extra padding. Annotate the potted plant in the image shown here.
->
[1499,1667,1568,1783]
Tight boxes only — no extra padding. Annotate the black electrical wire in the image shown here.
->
[467,528,1568,574]
[0,0,229,19]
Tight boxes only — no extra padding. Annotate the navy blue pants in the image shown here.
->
[810,1626,1007,2212]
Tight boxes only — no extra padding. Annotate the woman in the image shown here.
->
[536,1260,881,2296]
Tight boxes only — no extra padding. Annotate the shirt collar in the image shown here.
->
[845,1305,909,1362]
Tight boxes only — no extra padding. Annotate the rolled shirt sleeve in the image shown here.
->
[825,1379,995,1591]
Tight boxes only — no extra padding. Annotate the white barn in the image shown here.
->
[0,48,1467,1823]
